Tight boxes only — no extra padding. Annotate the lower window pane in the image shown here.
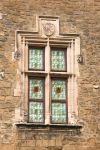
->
[29,102,44,123]
[52,103,66,123]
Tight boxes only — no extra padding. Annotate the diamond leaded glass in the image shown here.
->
[29,79,43,99]
[29,102,43,122]
[51,49,66,71]
[29,48,44,70]
[52,103,66,123]
[52,80,66,100]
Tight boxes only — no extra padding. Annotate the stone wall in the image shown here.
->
[0,0,100,150]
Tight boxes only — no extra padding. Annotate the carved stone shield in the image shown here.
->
[43,22,55,36]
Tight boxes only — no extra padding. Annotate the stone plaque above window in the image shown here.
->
[39,16,59,37]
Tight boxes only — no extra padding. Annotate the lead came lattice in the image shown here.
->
[51,49,66,71]
[52,80,66,100]
[29,102,43,122]
[51,79,67,123]
[29,48,43,70]
[29,79,43,99]
[52,103,66,123]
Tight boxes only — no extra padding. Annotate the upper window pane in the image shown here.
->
[29,47,44,70]
[52,80,66,100]
[29,79,44,99]
[51,48,66,71]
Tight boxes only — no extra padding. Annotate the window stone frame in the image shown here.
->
[14,16,81,127]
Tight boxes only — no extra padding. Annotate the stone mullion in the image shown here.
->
[73,37,81,123]
[71,40,76,124]
[24,43,29,122]
[68,76,71,124]
[74,76,78,120]
[71,40,74,74]
[45,40,50,124]
[70,38,80,124]
[69,41,74,124]
[45,74,50,124]
[67,43,71,124]
[72,40,76,114]
[20,37,25,121]
[71,75,75,114]
[67,40,76,125]
[67,44,71,73]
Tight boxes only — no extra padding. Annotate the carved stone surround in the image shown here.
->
[14,16,81,126]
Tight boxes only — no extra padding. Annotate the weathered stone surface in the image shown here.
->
[0,0,100,150]
[63,145,96,150]
[0,144,15,150]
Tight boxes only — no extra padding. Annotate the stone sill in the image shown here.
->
[15,123,82,132]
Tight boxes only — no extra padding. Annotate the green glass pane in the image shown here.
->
[29,102,43,122]
[29,79,43,99]
[51,50,66,71]
[52,103,66,123]
[29,48,43,70]
[52,80,66,100]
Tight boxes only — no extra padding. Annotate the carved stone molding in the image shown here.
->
[42,22,55,37]
[14,16,81,125]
